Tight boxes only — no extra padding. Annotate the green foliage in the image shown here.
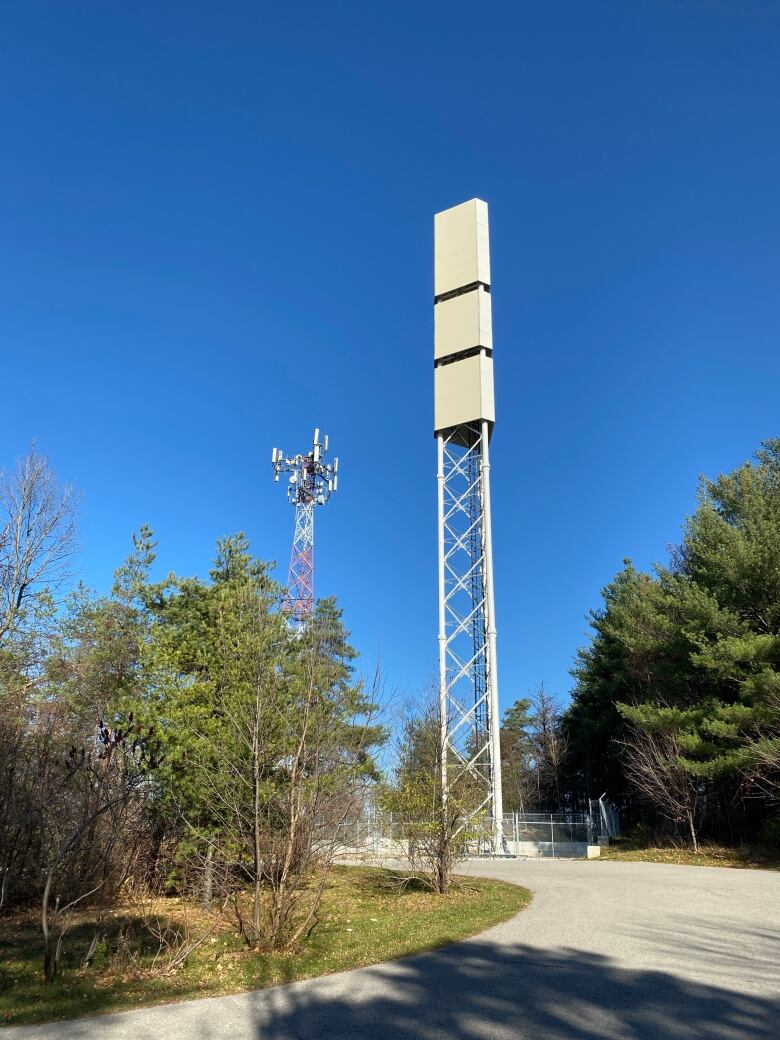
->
[565,439,780,840]
[499,698,534,812]
[500,689,567,812]
[133,535,283,844]
[110,532,386,945]
[1,442,390,980]
[103,531,384,909]
[1,506,385,946]
[502,697,534,769]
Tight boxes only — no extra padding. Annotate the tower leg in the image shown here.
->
[436,434,448,805]
[480,420,504,852]
[438,422,504,852]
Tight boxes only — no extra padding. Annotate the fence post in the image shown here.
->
[551,816,556,859]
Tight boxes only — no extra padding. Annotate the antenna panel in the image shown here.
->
[434,198,490,298]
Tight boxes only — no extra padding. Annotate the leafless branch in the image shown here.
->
[0,445,78,642]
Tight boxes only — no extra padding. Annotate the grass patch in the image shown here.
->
[599,838,780,871]
[0,866,530,1027]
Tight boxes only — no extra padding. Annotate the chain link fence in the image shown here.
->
[499,813,590,858]
[594,794,621,840]
[334,805,619,860]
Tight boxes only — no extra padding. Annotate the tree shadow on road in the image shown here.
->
[232,939,780,1040]
[25,930,779,1039]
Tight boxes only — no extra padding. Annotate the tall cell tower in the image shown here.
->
[433,199,504,852]
[271,429,338,632]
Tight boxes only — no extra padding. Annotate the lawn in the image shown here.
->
[0,866,531,1027]
[598,839,780,871]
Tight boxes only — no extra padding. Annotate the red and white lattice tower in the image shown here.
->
[271,430,338,632]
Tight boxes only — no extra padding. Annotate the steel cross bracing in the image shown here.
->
[437,420,504,851]
[285,501,315,629]
[271,431,338,636]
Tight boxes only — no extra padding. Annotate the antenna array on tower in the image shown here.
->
[434,199,505,853]
[271,430,338,632]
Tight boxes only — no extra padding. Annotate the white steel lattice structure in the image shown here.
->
[271,430,338,633]
[434,199,504,852]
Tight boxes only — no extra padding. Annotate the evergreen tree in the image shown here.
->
[564,440,780,841]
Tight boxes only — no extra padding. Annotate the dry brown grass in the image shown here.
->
[0,866,531,1027]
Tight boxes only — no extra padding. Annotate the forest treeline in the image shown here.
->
[501,439,780,850]
[0,448,383,979]
[2,437,779,984]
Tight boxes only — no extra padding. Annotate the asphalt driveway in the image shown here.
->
[6,858,779,1039]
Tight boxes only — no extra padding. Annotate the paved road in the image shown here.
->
[7,859,780,1039]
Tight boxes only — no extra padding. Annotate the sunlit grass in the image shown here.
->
[0,866,531,1027]
[598,839,780,871]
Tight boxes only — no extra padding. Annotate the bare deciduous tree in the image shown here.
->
[33,709,158,980]
[0,706,34,910]
[0,448,79,917]
[744,683,780,795]
[622,724,701,852]
[0,445,77,642]
[382,694,487,895]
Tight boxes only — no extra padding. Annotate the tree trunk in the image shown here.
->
[41,870,53,982]
[687,810,699,854]
[202,844,213,910]
[252,761,262,940]
[438,862,449,895]
[82,928,101,968]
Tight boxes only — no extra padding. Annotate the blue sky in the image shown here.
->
[2,2,779,712]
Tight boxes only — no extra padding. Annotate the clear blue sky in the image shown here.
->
[2,2,779,712]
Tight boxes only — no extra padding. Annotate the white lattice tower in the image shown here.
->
[434,199,504,851]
